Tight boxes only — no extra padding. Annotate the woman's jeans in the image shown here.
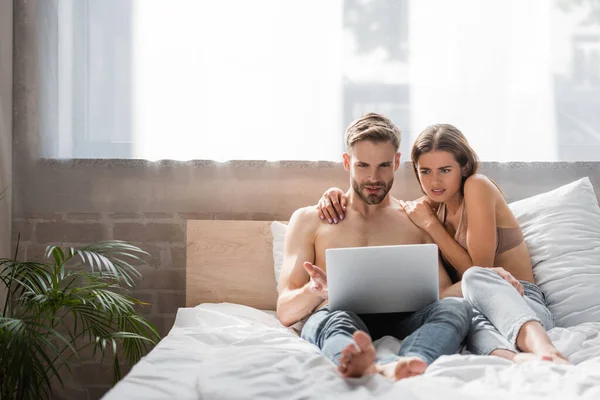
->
[461,266,555,355]
[300,297,472,365]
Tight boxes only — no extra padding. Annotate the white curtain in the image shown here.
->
[409,0,557,161]
[131,0,344,161]
[47,0,600,161]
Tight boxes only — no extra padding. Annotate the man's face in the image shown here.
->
[343,140,400,205]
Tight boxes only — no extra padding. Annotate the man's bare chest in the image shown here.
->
[314,217,424,268]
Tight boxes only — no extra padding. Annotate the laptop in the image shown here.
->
[326,244,439,314]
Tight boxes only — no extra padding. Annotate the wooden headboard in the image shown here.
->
[186,220,279,310]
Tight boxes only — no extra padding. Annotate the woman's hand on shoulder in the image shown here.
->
[316,187,347,223]
[399,198,438,232]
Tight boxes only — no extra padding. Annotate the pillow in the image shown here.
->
[270,221,287,293]
[508,177,600,327]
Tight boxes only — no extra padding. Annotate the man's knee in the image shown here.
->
[323,310,366,334]
[430,298,473,333]
[301,309,365,343]
[328,310,360,322]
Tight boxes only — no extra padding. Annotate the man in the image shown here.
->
[276,113,472,381]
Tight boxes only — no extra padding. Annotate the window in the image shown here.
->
[41,0,600,161]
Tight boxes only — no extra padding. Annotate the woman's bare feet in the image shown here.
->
[490,348,551,364]
[515,321,571,365]
[490,349,519,361]
[537,350,570,364]
[512,352,553,363]
[338,331,428,380]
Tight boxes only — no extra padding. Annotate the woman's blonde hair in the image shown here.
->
[411,124,480,195]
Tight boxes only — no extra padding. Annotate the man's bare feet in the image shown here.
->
[338,331,377,378]
[376,357,428,380]
[338,331,428,380]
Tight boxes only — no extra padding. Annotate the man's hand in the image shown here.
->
[490,267,524,296]
[303,262,328,300]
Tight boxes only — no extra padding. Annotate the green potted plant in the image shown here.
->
[0,238,160,400]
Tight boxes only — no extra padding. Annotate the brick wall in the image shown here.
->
[11,211,189,398]
[11,209,292,399]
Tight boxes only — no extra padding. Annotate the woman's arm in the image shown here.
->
[462,175,498,268]
[403,175,498,277]
[427,176,497,275]
[425,219,476,277]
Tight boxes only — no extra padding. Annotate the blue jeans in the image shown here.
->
[300,297,472,365]
[462,266,555,355]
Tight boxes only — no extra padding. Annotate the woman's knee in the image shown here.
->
[461,266,497,303]
[462,266,492,286]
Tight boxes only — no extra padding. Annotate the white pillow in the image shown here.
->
[508,177,600,327]
[270,221,287,293]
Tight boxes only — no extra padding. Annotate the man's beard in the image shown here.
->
[351,177,394,205]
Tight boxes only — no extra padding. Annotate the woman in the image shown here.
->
[316,124,568,363]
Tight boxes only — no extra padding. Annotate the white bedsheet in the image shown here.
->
[104,303,600,400]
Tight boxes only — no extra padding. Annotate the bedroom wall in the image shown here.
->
[0,0,13,286]
[12,1,600,399]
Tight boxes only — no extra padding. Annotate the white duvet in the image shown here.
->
[104,303,600,400]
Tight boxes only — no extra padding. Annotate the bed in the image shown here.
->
[104,178,600,400]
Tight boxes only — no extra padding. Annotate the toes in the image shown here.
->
[408,359,428,375]
[340,351,352,365]
[353,331,373,351]
[393,358,428,381]
[349,344,360,356]
[341,344,358,359]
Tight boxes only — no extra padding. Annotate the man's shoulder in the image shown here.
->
[386,197,431,241]
[289,205,322,231]
[291,205,319,219]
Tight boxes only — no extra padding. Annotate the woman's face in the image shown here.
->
[416,150,464,204]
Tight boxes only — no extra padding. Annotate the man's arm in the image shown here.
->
[277,207,326,327]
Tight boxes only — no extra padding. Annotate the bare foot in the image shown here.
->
[338,331,377,378]
[539,351,570,365]
[513,351,570,364]
[376,357,428,381]
[338,331,429,380]
[513,352,553,364]
[490,349,518,361]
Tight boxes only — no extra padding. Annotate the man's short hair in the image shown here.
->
[345,113,401,152]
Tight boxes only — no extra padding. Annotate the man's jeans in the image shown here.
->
[300,297,472,365]
[462,266,555,355]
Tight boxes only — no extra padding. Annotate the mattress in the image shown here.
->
[103,303,600,400]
